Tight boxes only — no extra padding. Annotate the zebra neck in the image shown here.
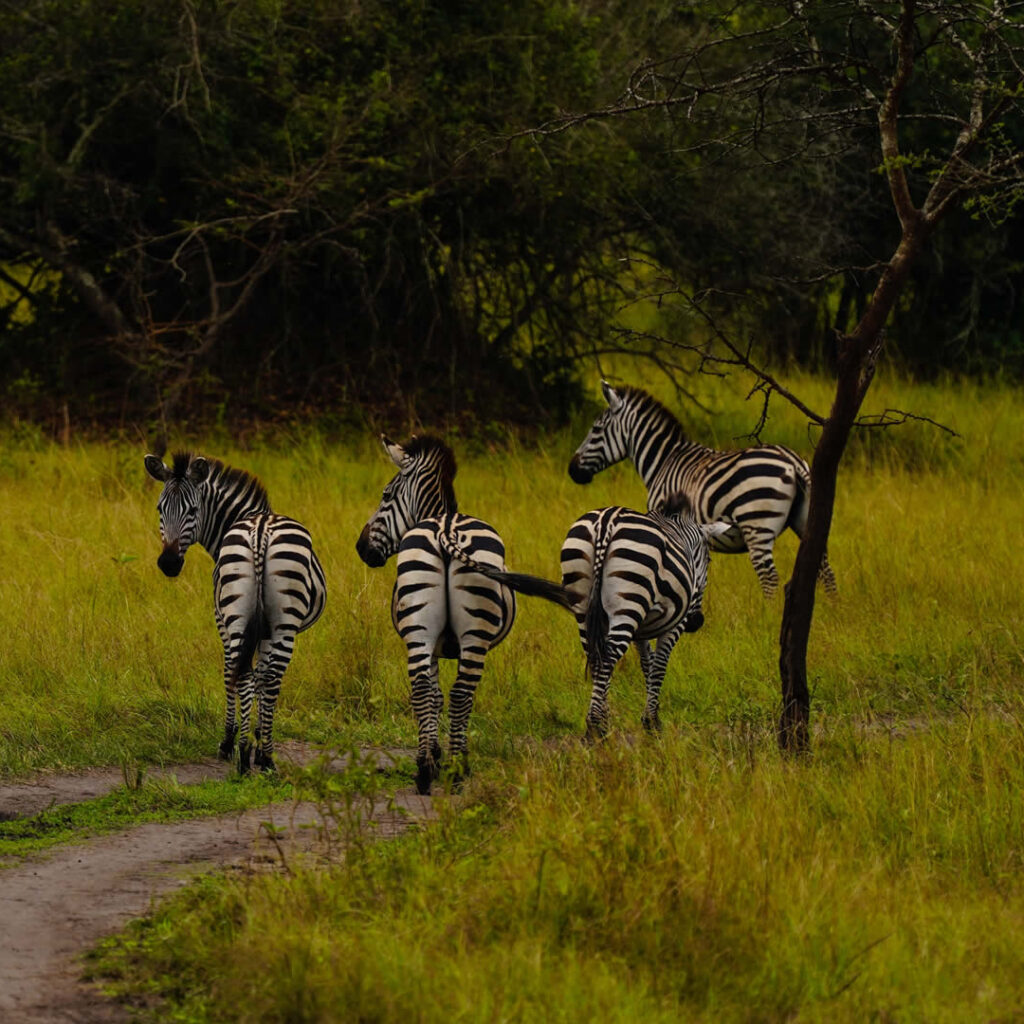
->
[415,492,457,525]
[630,420,703,497]
[199,489,271,559]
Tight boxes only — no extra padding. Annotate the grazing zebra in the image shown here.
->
[568,381,838,598]
[144,452,326,772]
[355,435,516,795]
[439,495,731,739]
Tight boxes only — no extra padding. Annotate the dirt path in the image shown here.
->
[0,743,430,1023]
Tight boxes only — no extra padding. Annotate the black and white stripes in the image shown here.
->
[442,495,730,738]
[145,452,325,772]
[144,386,831,784]
[569,382,837,597]
[356,435,515,794]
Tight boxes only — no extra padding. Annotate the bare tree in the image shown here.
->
[525,0,1024,748]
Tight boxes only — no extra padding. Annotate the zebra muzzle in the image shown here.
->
[157,546,185,577]
[355,528,387,568]
[568,455,594,485]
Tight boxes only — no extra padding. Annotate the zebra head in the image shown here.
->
[144,452,211,577]
[356,434,458,568]
[662,491,740,549]
[568,380,632,484]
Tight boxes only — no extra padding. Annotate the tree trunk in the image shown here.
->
[777,344,863,749]
[777,224,929,751]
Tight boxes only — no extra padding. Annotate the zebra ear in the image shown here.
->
[381,434,407,469]
[144,454,170,482]
[702,521,735,543]
[187,456,210,484]
[601,380,623,412]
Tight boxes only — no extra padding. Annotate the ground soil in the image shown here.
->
[0,742,431,1023]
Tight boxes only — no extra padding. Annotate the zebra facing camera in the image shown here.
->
[157,548,184,577]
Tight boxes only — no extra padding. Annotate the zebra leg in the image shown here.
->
[236,670,256,774]
[584,637,630,741]
[740,524,780,598]
[448,644,487,788]
[410,657,443,795]
[819,552,839,595]
[584,662,615,741]
[430,660,443,769]
[634,641,659,732]
[252,633,296,773]
[217,631,239,760]
[788,517,838,595]
[641,627,685,733]
[219,677,238,760]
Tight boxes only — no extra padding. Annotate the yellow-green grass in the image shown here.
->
[0,372,1019,774]
[0,774,293,859]
[94,715,1024,1022]
[3,370,1023,1018]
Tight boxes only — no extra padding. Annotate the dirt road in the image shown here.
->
[0,744,429,1023]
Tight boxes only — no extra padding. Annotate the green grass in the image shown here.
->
[0,752,413,860]
[2,369,1024,1019]
[92,714,1024,1022]
[0,774,294,859]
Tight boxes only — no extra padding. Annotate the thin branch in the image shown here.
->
[853,407,960,435]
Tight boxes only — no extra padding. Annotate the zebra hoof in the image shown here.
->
[217,731,237,761]
[641,714,662,734]
[415,759,434,796]
[254,750,276,773]
[237,742,252,775]
[582,722,607,744]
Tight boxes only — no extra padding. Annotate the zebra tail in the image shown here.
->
[228,612,261,688]
[437,524,576,610]
[583,516,615,676]
[481,569,576,610]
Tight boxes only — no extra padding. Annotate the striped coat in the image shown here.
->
[356,435,515,794]
[441,495,731,738]
[568,382,837,597]
[145,452,325,772]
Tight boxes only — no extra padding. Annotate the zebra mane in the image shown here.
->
[659,491,695,518]
[170,450,270,508]
[618,386,689,445]
[400,434,458,509]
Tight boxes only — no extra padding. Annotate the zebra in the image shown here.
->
[144,451,326,772]
[568,381,838,598]
[355,434,516,795]
[439,495,732,739]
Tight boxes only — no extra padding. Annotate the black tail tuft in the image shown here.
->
[584,592,609,676]
[487,569,576,610]
[228,613,262,687]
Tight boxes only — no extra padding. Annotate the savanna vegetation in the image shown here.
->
[3,0,1024,1018]
[1,369,1022,1018]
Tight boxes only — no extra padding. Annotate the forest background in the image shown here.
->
[4,3,1024,1018]
[3,0,1023,434]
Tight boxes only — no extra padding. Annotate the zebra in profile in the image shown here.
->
[355,435,515,795]
[568,381,838,598]
[144,452,326,772]
[440,495,731,739]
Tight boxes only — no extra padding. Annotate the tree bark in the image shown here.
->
[777,220,930,750]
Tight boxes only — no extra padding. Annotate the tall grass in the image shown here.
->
[0,373,1020,773]
[97,715,1024,1021]
[6,371,1024,1017]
